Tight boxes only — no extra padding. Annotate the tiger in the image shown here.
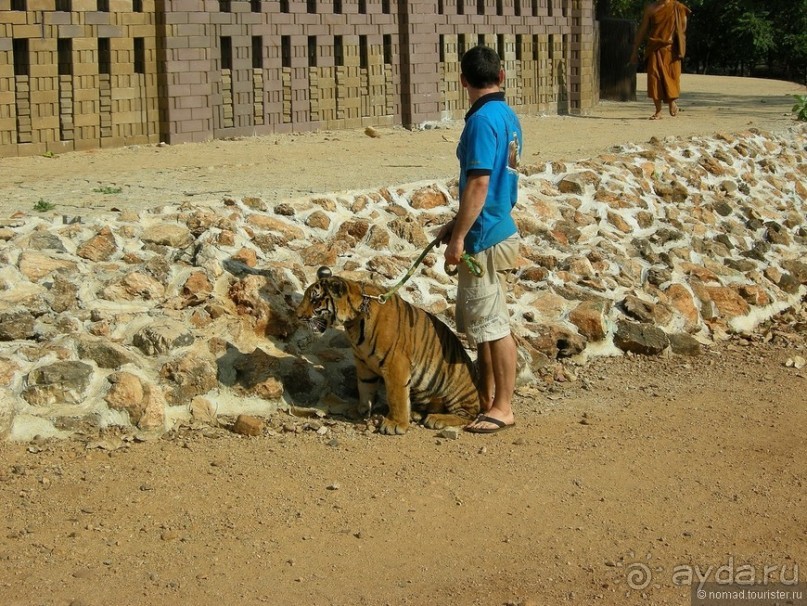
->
[295,267,480,435]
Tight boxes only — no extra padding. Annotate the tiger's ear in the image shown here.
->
[317,266,332,280]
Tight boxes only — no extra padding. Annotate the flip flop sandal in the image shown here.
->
[464,414,515,434]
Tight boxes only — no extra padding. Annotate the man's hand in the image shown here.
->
[434,219,455,246]
[433,220,463,265]
[445,236,464,266]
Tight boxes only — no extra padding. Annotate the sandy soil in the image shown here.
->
[0,74,803,218]
[1,75,806,606]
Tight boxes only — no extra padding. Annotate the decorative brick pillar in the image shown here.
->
[157,0,216,144]
[398,0,441,126]
[570,0,598,113]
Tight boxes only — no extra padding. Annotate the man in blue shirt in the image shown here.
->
[437,45,522,434]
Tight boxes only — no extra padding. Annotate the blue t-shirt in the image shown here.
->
[456,92,522,254]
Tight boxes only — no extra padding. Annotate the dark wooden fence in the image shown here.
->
[599,18,637,102]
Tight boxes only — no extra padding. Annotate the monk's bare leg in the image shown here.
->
[669,100,679,116]
[650,99,663,120]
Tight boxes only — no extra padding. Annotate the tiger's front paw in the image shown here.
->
[423,413,468,430]
[378,416,409,435]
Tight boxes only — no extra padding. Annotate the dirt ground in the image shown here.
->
[0,73,804,217]
[1,74,806,606]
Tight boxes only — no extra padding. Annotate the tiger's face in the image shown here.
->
[296,267,353,333]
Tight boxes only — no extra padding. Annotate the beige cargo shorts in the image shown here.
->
[455,234,519,347]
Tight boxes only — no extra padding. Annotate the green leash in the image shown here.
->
[372,236,484,304]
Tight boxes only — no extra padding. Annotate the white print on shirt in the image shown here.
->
[507,131,520,175]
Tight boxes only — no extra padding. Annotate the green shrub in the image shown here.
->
[93,185,123,195]
[33,199,55,212]
[794,94,807,121]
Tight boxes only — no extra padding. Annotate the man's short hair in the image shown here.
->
[461,46,502,89]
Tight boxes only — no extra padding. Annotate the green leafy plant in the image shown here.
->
[42,150,55,158]
[793,94,807,121]
[93,185,123,194]
[33,199,55,212]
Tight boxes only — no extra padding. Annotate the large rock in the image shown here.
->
[388,216,430,248]
[105,371,145,421]
[568,300,608,341]
[22,361,94,405]
[18,251,77,282]
[132,320,194,356]
[49,274,79,313]
[613,321,670,356]
[101,271,166,302]
[781,260,807,284]
[668,333,702,356]
[77,338,137,369]
[246,214,305,241]
[409,185,449,210]
[26,231,67,252]
[160,352,219,405]
[77,227,118,261]
[705,286,751,318]
[227,275,296,339]
[524,324,587,359]
[558,171,600,194]
[141,224,194,248]
[0,310,36,341]
[105,371,166,429]
[222,347,286,401]
[664,284,701,332]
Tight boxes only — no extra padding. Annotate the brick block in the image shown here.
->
[0,90,16,105]
[84,12,112,26]
[0,141,20,157]
[46,140,75,154]
[12,24,44,38]
[0,12,28,25]
[97,25,123,37]
[74,136,100,151]
[17,142,48,155]
[33,114,59,128]
[30,66,60,80]
[74,112,99,127]
[177,118,206,133]
[0,114,17,130]
[30,90,58,105]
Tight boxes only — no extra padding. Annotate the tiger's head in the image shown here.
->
[296,267,363,333]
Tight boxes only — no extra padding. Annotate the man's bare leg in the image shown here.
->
[476,341,495,413]
[467,334,516,430]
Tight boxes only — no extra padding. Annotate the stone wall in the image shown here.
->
[0,0,598,156]
[0,125,805,441]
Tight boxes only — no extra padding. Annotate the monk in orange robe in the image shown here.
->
[630,0,692,119]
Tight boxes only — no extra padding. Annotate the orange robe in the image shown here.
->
[645,1,691,103]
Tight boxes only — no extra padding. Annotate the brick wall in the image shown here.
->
[0,0,598,157]
[0,0,160,157]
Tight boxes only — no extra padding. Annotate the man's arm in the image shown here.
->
[629,4,652,63]
[445,173,489,265]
